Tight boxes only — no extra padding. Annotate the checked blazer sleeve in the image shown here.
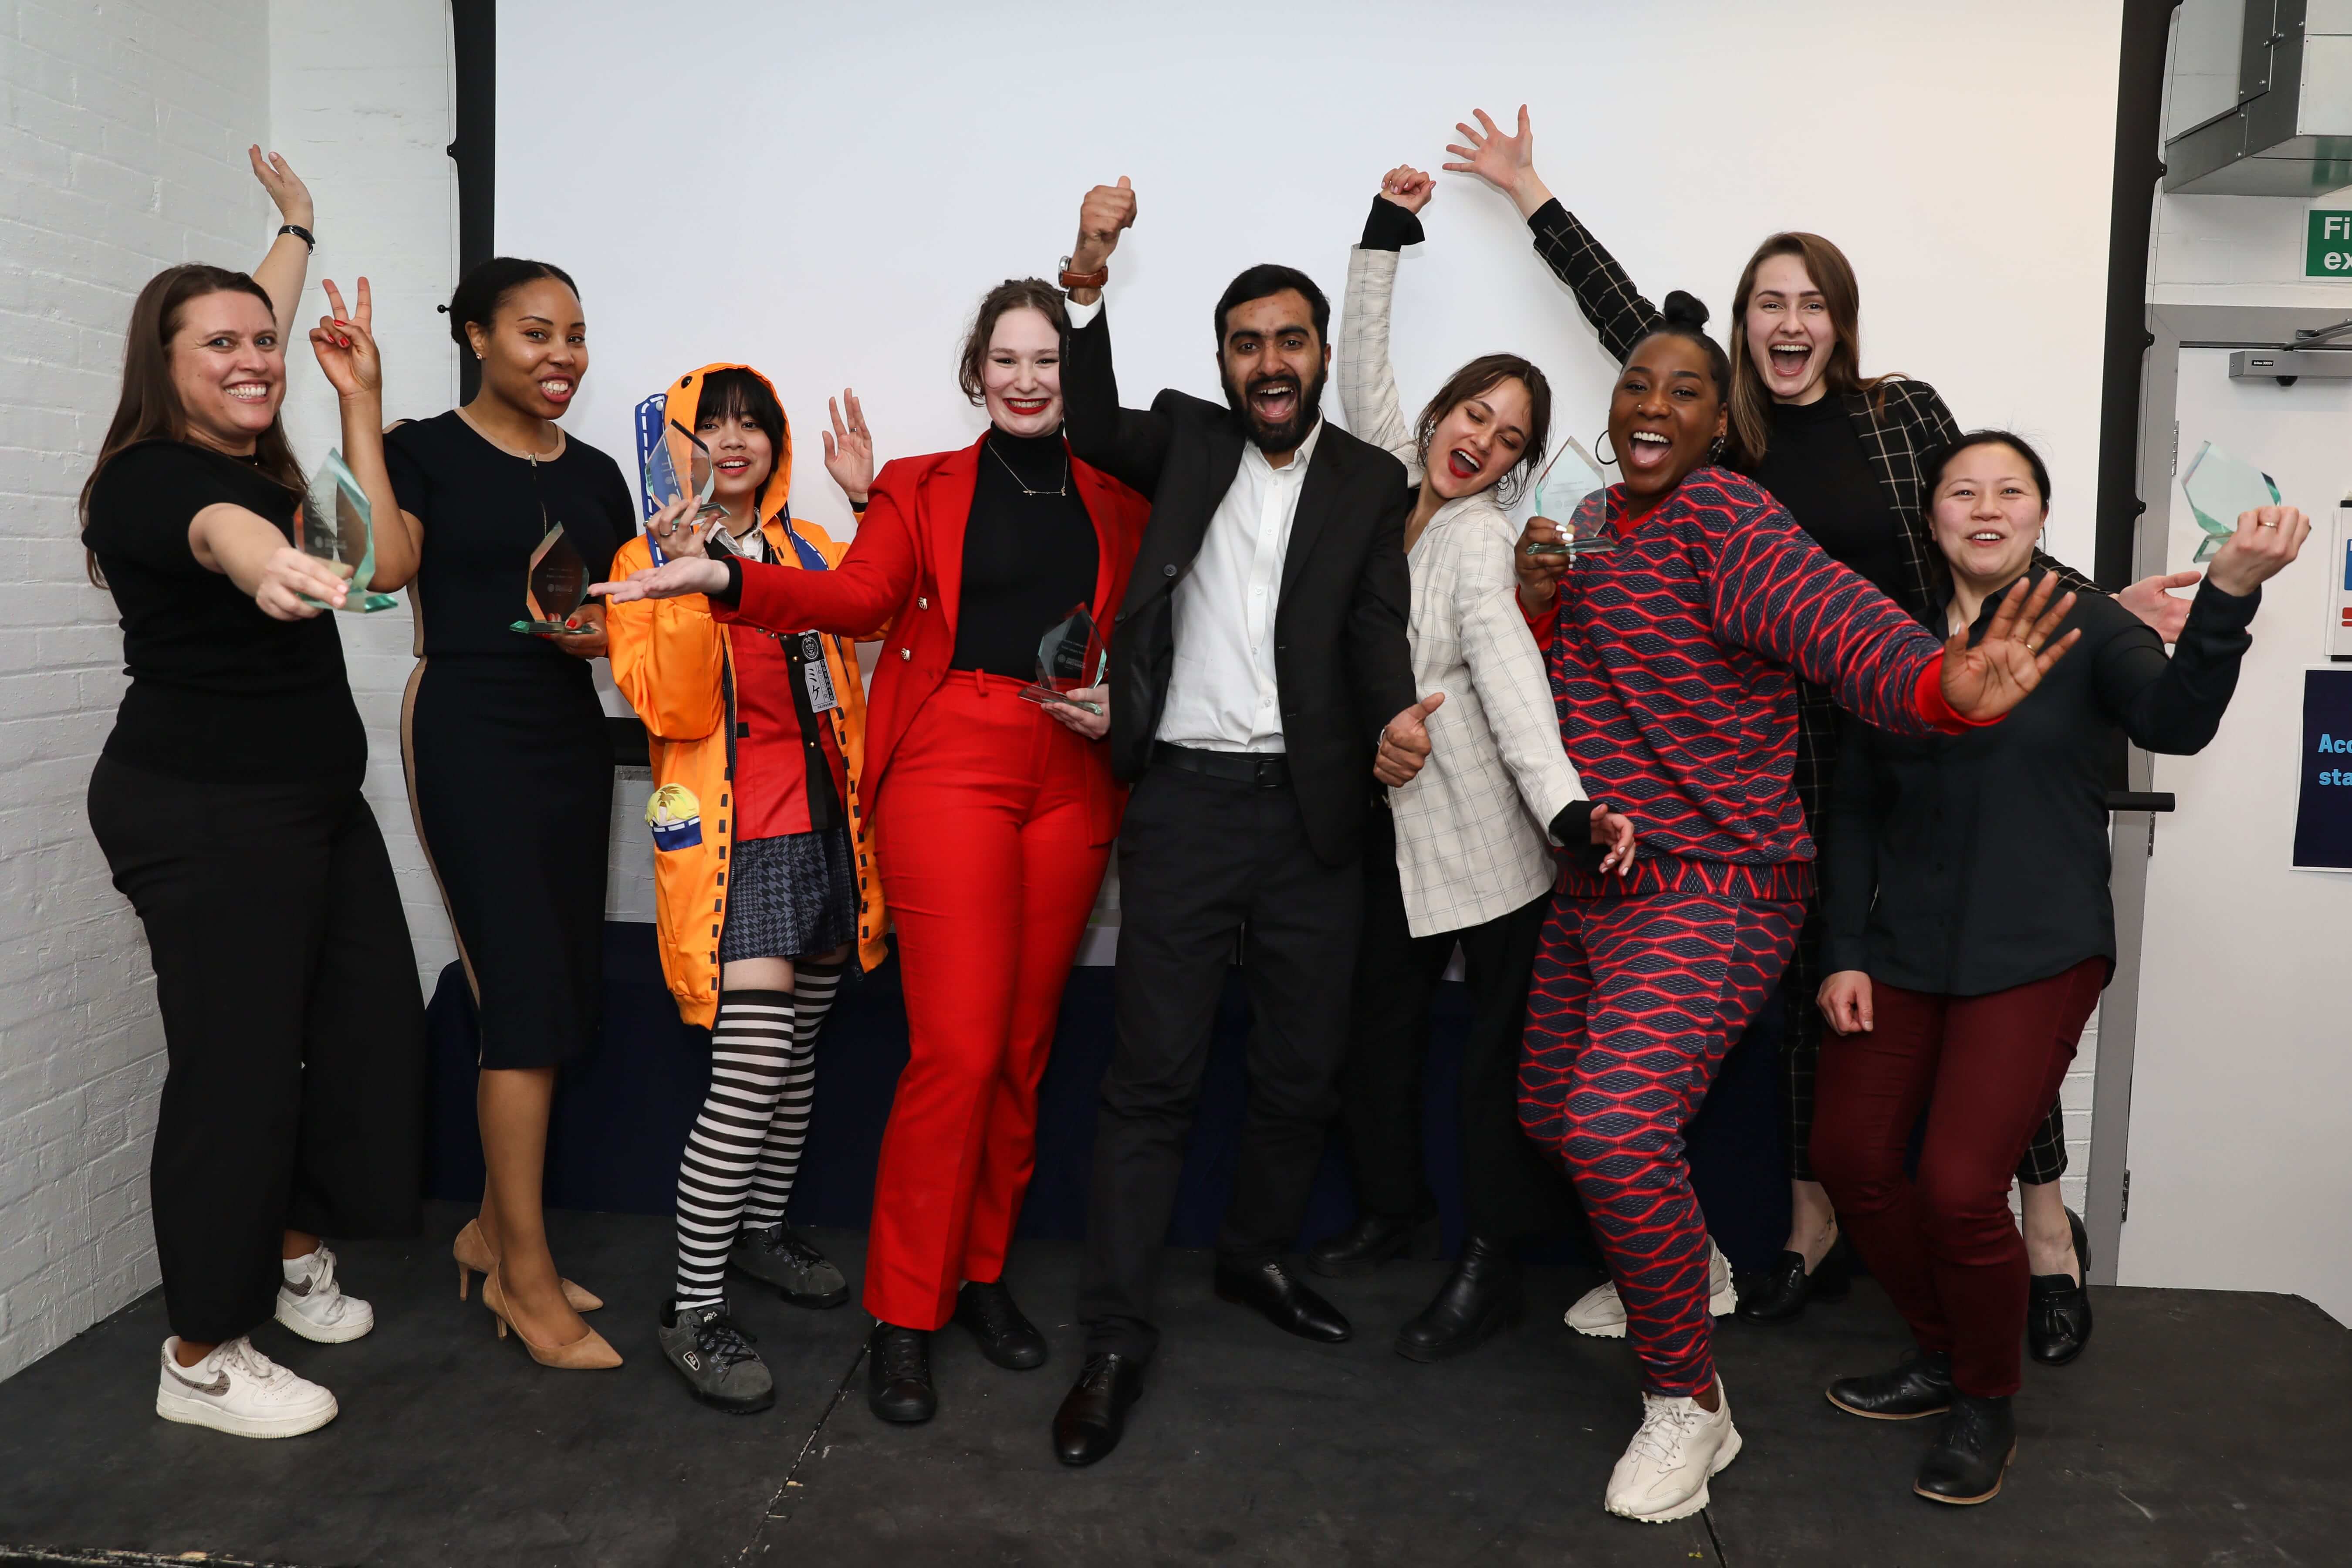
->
[1527,199,1663,365]
[1338,246,1420,473]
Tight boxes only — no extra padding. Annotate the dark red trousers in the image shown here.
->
[862,672,1111,1331]
[1810,959,2104,1397]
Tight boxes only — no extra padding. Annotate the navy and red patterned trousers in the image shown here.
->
[1519,889,1803,1397]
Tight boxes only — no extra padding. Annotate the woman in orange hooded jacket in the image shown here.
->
[605,363,886,1412]
[598,283,1149,1429]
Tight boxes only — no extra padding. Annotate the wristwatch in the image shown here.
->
[1058,254,1108,291]
[278,224,315,250]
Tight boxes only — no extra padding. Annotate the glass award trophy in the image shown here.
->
[1521,437,1619,560]
[2180,441,2281,563]
[1017,605,1107,714]
[295,448,398,612]
[642,419,728,533]
[510,522,594,635]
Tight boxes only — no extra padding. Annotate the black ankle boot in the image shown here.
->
[1394,1235,1524,1363]
[2028,1207,2093,1366]
[865,1323,936,1424]
[1736,1233,1853,1324]
[1826,1348,1953,1419]
[1915,1393,2016,1505]
[1307,1211,1435,1279]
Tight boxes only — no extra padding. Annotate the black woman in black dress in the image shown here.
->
[377,258,632,1369]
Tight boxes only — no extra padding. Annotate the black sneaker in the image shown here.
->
[954,1280,1048,1370]
[658,1300,774,1413]
[865,1323,936,1424]
[731,1223,851,1309]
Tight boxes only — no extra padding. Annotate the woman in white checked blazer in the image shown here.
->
[1304,165,1633,1362]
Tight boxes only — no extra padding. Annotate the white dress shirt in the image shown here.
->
[1065,294,1319,754]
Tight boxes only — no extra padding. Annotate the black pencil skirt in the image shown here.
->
[88,756,426,1345]
[405,654,612,1069]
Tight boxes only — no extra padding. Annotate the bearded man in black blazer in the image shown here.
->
[1047,178,1444,1467]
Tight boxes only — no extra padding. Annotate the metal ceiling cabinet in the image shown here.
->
[2166,0,2352,193]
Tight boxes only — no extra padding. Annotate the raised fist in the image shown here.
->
[1071,177,1137,275]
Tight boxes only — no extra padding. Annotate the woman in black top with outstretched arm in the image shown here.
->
[1448,104,2193,1329]
[1809,430,2306,1504]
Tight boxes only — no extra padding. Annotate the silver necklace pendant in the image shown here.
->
[989,439,1069,498]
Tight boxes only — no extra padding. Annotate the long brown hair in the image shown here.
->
[957,278,1071,405]
[1413,353,1551,507]
[79,264,304,585]
[1725,232,1899,467]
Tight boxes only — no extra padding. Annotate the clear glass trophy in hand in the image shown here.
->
[1017,605,1107,715]
[510,522,594,635]
[2180,441,2281,563]
[1521,437,1619,560]
[642,419,729,551]
[295,449,399,612]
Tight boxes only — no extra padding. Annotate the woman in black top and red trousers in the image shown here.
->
[1810,432,2306,1504]
[1447,104,2195,1328]
[378,259,633,1371]
[81,150,422,1439]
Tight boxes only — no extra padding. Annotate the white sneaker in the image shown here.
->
[1605,1378,1741,1523]
[155,1336,338,1438]
[275,1244,374,1343]
[1564,1237,1738,1338]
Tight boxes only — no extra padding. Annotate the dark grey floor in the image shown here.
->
[0,1204,2345,1567]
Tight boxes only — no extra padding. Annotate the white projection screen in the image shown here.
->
[496,0,2126,571]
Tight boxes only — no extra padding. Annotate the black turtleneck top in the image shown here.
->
[950,427,1099,680]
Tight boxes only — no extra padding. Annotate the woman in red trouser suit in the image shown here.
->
[596,279,1148,1427]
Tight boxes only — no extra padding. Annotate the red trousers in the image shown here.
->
[862,672,1111,1331]
[1810,959,2104,1397]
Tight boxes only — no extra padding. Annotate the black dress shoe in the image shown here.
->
[2028,1207,2093,1366]
[1053,1352,1145,1467]
[1306,1210,1435,1279]
[865,1323,936,1424]
[1826,1348,1954,1420]
[1916,1393,2016,1505]
[1736,1233,1853,1324]
[1395,1234,1523,1363]
[953,1279,1048,1370]
[1213,1258,1352,1343]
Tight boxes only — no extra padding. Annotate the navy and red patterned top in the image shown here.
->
[1525,468,1973,901]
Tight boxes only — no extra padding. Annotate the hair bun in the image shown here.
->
[1661,290,1710,330]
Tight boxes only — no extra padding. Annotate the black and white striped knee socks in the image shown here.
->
[675,989,796,1309]
[743,960,843,1227]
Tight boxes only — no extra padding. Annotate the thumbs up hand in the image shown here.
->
[1375,692,1446,787]
[1071,177,1137,281]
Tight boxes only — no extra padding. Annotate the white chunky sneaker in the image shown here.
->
[155,1336,338,1438]
[1605,1378,1741,1523]
[275,1244,374,1343]
[1564,1238,1738,1338]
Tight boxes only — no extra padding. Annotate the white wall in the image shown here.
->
[269,0,458,988]
[0,0,276,1379]
[494,0,2124,581]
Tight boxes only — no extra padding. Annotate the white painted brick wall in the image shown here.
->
[0,0,277,1380]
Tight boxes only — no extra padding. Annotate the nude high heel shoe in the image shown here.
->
[481,1266,622,1370]
[453,1219,603,1312]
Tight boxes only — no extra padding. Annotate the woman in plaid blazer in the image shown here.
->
[1305,164,1632,1362]
[1445,104,2189,1344]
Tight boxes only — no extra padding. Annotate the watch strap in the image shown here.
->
[1058,253,1108,291]
[278,224,315,249]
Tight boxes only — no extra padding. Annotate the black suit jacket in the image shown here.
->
[1064,306,1417,865]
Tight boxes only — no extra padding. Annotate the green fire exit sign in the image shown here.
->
[2308,211,2352,276]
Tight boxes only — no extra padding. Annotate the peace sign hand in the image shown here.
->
[308,277,381,401]
[1938,572,2082,723]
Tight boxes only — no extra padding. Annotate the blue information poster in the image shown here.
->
[2292,668,2352,869]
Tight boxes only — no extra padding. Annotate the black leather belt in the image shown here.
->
[1152,742,1291,789]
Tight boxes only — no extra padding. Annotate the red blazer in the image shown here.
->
[717,433,1151,844]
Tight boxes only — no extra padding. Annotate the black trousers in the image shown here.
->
[1337,808,1570,1242]
[88,757,426,1344]
[1078,764,1360,1361]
